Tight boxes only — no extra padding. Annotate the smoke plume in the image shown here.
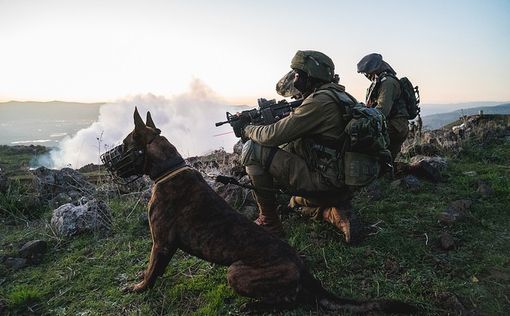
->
[46,79,240,169]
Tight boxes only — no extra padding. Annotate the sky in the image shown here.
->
[1,0,509,105]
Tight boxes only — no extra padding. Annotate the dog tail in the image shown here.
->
[300,270,417,314]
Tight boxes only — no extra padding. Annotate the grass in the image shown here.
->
[1,138,509,315]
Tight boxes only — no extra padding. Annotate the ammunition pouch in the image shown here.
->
[343,151,380,186]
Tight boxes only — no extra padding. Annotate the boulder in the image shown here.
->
[439,199,472,224]
[4,257,27,270]
[401,175,422,191]
[391,175,422,192]
[410,156,448,172]
[477,180,494,198]
[51,197,112,237]
[19,240,48,260]
[31,166,96,204]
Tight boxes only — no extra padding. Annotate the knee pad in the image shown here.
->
[241,140,264,167]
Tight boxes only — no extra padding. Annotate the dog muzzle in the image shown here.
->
[100,144,146,179]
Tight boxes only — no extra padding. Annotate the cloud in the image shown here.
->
[45,79,239,169]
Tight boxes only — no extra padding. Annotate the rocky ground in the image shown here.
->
[1,114,509,315]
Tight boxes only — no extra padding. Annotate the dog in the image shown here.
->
[112,108,415,313]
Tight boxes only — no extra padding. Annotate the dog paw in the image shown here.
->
[122,282,147,293]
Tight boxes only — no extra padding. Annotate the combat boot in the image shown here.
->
[322,207,362,244]
[248,174,285,238]
[254,198,285,238]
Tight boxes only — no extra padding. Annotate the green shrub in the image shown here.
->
[0,179,48,222]
[6,284,43,312]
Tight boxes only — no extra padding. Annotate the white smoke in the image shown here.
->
[45,79,240,169]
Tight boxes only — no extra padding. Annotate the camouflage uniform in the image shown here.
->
[367,75,409,160]
[243,82,356,204]
[240,50,360,243]
[358,53,409,161]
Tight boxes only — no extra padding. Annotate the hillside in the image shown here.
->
[0,116,509,315]
[0,101,103,147]
[422,102,510,129]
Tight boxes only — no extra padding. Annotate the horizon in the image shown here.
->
[1,0,510,168]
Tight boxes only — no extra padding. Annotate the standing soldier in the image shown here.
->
[233,50,363,244]
[357,53,409,162]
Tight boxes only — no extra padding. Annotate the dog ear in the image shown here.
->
[134,107,146,130]
[146,111,157,129]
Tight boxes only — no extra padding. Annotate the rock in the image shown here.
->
[4,257,28,270]
[409,156,448,182]
[403,143,442,157]
[239,205,259,221]
[477,180,494,197]
[31,166,96,204]
[440,232,455,250]
[19,240,48,260]
[439,199,472,224]
[390,176,422,191]
[78,163,102,173]
[215,184,250,209]
[401,175,422,191]
[51,198,112,237]
[49,192,73,208]
[437,292,473,314]
[410,156,448,172]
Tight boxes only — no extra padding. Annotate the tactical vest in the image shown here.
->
[366,73,408,119]
[312,88,391,187]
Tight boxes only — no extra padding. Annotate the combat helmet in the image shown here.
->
[357,53,396,75]
[290,50,335,82]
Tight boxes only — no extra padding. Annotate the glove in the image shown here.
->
[231,113,251,141]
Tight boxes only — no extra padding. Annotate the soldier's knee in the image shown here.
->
[241,140,279,176]
[241,140,262,166]
[241,140,264,176]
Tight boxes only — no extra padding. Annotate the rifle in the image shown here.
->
[215,98,303,128]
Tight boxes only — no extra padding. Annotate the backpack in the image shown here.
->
[398,77,421,120]
[319,89,392,186]
[342,104,392,186]
[344,104,390,155]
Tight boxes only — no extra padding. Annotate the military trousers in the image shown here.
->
[241,140,353,209]
[387,116,409,161]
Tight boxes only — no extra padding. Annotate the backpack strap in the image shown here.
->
[311,88,356,156]
[377,72,404,117]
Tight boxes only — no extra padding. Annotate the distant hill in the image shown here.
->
[419,101,506,117]
[0,100,104,121]
[422,103,510,129]
[0,101,103,147]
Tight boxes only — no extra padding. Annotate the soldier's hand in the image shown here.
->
[231,113,250,141]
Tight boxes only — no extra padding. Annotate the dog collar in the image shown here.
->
[154,165,192,185]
